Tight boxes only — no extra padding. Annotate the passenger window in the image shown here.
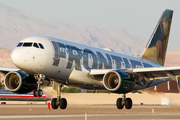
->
[33,43,39,48]
[23,43,33,47]
[17,42,23,47]
[38,43,44,49]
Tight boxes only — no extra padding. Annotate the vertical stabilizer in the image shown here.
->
[141,9,173,66]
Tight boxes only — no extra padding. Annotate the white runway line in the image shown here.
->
[0,114,84,119]
[0,113,180,119]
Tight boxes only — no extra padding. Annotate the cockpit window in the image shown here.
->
[17,42,23,47]
[33,43,39,48]
[23,43,33,47]
[38,43,44,49]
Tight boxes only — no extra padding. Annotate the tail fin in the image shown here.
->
[141,9,173,66]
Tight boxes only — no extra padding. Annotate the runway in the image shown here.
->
[0,104,180,120]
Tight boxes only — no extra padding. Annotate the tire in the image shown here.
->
[51,98,58,109]
[125,98,132,109]
[38,89,43,97]
[116,98,124,109]
[33,90,38,97]
[60,98,67,109]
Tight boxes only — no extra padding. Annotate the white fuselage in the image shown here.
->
[11,36,161,90]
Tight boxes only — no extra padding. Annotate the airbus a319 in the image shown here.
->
[2,9,178,110]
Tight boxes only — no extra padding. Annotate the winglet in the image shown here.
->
[141,9,173,66]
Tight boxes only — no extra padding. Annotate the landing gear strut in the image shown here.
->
[33,74,45,97]
[51,84,67,109]
[116,94,132,109]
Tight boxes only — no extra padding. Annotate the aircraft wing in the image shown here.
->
[0,66,19,74]
[129,66,180,80]
[89,66,180,81]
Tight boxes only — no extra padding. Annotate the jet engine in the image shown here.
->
[4,71,36,94]
[103,70,136,93]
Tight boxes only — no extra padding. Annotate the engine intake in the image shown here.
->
[5,71,36,94]
[103,70,136,93]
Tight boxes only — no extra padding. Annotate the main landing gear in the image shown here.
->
[33,74,45,97]
[51,84,67,109]
[116,94,132,109]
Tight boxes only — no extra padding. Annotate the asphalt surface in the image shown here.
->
[0,104,180,119]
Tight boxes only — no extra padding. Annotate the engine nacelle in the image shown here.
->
[103,70,136,94]
[4,71,36,94]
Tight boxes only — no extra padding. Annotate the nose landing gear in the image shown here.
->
[33,89,43,97]
[33,74,45,97]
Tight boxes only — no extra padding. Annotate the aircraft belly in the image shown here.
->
[42,66,72,82]
[68,69,105,89]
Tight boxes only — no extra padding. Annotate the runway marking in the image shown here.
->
[1,113,180,119]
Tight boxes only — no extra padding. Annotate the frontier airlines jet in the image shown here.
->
[2,9,178,110]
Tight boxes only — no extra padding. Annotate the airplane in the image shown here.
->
[0,9,178,110]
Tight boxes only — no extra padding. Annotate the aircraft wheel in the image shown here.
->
[125,98,132,109]
[33,90,38,97]
[116,98,124,109]
[51,98,58,109]
[38,89,43,97]
[60,98,67,109]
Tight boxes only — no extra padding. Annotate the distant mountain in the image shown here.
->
[0,2,147,55]
[0,48,14,67]
[164,51,180,66]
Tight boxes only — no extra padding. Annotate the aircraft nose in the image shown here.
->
[11,48,22,68]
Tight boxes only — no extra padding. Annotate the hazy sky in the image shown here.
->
[0,0,179,51]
